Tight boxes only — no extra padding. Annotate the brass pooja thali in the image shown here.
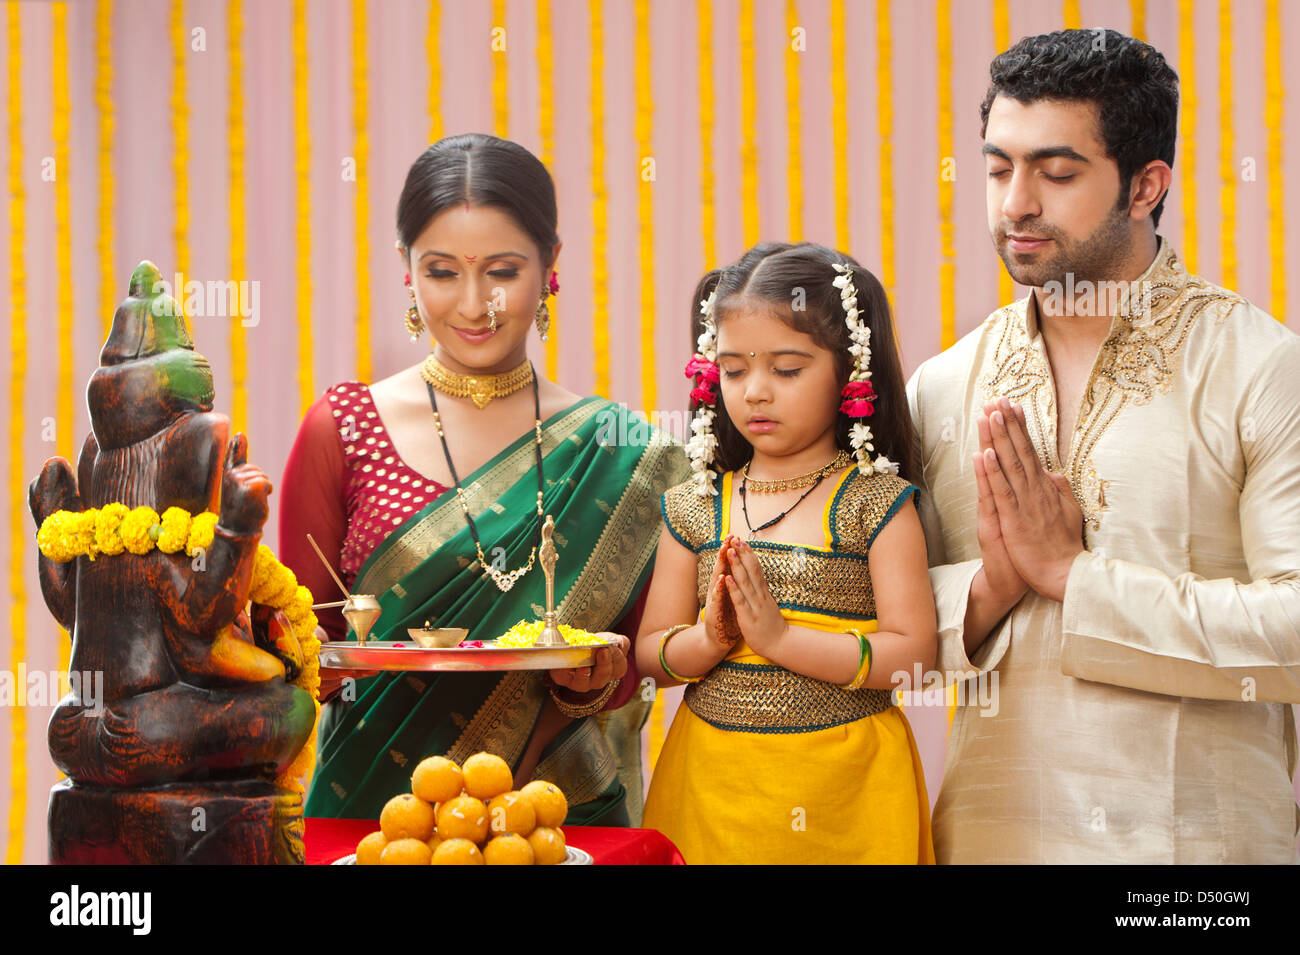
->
[318,638,610,673]
[313,517,612,673]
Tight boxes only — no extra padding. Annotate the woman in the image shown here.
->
[279,134,688,825]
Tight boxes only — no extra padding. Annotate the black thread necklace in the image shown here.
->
[739,468,829,535]
[426,367,545,592]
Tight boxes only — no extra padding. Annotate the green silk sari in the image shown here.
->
[304,397,689,824]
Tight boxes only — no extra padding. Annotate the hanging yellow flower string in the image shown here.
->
[8,0,30,866]
[1264,0,1284,324]
[95,0,116,342]
[53,0,74,701]
[537,0,557,380]
[992,0,1013,309]
[739,0,758,246]
[1177,0,1197,276]
[36,505,321,795]
[589,0,609,399]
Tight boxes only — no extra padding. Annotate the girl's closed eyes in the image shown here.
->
[719,365,804,379]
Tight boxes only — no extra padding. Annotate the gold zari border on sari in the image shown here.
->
[559,437,686,629]
[445,671,546,770]
[531,718,619,807]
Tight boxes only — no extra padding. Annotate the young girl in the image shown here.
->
[638,242,938,864]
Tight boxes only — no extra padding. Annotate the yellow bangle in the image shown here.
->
[842,629,872,690]
[658,624,703,683]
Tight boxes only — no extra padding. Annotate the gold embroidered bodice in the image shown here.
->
[661,467,918,624]
[660,467,919,733]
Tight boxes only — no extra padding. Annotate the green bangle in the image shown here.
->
[658,624,703,683]
[842,629,873,690]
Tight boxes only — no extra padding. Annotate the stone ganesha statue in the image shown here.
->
[29,261,316,864]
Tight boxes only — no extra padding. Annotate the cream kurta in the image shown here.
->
[907,238,1300,863]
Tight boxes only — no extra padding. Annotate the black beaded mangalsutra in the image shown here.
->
[426,367,546,592]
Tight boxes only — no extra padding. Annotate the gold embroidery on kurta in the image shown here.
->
[977,242,1241,531]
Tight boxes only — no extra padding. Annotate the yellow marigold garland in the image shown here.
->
[94,503,128,556]
[120,506,158,554]
[157,506,190,553]
[36,505,321,794]
[187,511,217,555]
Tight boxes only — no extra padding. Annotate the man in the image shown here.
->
[907,28,1300,863]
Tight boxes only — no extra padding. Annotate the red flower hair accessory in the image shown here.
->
[832,263,898,477]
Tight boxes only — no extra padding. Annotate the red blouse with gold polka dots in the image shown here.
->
[278,382,449,642]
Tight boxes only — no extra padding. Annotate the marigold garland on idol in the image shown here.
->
[682,263,898,500]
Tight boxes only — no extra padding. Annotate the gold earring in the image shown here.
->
[535,288,550,342]
[404,286,423,340]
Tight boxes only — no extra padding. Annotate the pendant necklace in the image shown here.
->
[426,368,545,592]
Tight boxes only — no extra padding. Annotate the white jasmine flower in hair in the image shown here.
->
[686,434,716,463]
[848,422,874,452]
[688,409,716,436]
[872,455,900,476]
[691,469,719,497]
[696,291,719,359]
[689,431,718,456]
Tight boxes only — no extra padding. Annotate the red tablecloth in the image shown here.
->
[305,817,685,865]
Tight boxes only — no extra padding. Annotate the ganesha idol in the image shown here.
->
[28,262,317,864]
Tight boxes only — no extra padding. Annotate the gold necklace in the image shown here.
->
[420,354,534,409]
[740,449,852,494]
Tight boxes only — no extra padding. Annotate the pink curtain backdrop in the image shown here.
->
[2,0,1297,861]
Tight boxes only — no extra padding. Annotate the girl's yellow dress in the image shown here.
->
[642,467,935,864]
